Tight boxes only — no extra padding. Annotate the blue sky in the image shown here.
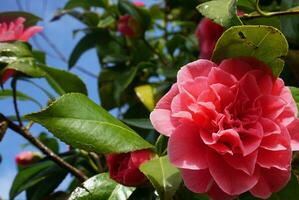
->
[0,0,157,199]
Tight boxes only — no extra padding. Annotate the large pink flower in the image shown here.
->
[0,17,43,83]
[150,58,299,200]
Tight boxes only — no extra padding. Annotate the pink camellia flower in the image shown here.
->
[150,58,299,200]
[106,149,153,186]
[195,18,224,60]
[15,151,41,166]
[133,1,145,7]
[117,15,141,37]
[0,17,43,83]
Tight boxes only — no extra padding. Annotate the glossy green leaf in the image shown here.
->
[97,16,115,28]
[212,25,288,77]
[69,173,135,200]
[26,93,154,154]
[0,11,41,27]
[196,0,242,28]
[134,85,155,111]
[0,89,42,108]
[38,64,87,95]
[122,118,153,130]
[139,156,182,200]
[0,42,45,78]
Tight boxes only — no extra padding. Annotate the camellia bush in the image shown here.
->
[2,0,299,199]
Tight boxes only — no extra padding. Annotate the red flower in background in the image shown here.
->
[15,151,41,166]
[133,1,145,7]
[0,17,43,83]
[150,58,299,199]
[195,18,224,60]
[117,14,141,37]
[106,149,153,186]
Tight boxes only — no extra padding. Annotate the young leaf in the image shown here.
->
[69,173,135,200]
[38,64,88,95]
[134,85,155,111]
[212,25,288,77]
[139,156,182,200]
[196,0,242,28]
[25,93,154,154]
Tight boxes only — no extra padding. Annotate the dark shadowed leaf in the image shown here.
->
[0,11,41,27]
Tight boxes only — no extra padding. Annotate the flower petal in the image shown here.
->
[208,151,259,195]
[150,109,178,136]
[181,168,213,193]
[169,123,208,170]
[250,167,290,199]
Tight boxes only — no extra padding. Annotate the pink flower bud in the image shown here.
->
[15,151,41,166]
[106,149,153,186]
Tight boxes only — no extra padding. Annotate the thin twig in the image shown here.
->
[11,78,23,127]
[0,114,88,182]
[38,33,98,78]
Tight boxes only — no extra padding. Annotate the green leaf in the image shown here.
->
[122,118,154,130]
[64,0,108,10]
[69,173,135,200]
[0,89,42,108]
[97,16,116,28]
[38,64,87,95]
[25,93,154,154]
[139,156,182,200]
[196,0,242,28]
[212,25,288,77]
[134,85,155,111]
[0,11,41,27]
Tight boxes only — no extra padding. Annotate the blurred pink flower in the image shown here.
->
[117,14,140,37]
[150,58,299,199]
[15,151,41,166]
[195,18,224,60]
[133,1,145,7]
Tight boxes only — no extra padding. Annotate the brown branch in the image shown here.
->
[0,114,88,182]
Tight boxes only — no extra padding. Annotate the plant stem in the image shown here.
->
[242,1,299,19]
[0,113,88,182]
[11,78,23,127]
